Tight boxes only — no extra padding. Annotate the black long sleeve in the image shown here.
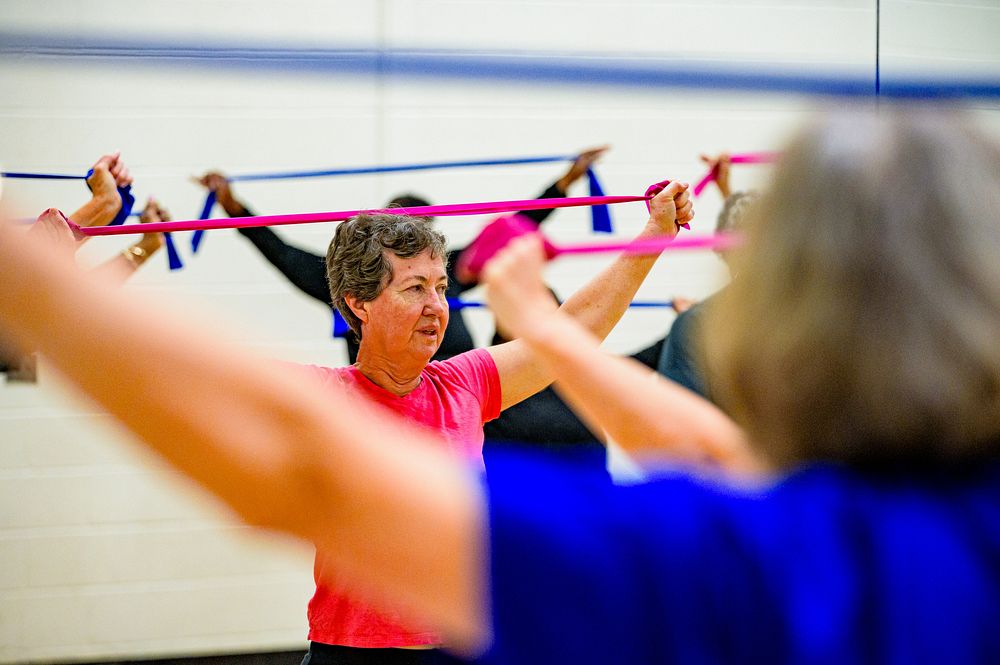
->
[235,210,332,306]
[518,181,564,225]
[450,180,567,295]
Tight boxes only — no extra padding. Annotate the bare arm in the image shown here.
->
[71,152,133,247]
[487,181,693,411]
[483,235,760,474]
[90,197,164,282]
[699,153,732,200]
[0,219,491,655]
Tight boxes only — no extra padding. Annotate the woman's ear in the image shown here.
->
[343,294,369,326]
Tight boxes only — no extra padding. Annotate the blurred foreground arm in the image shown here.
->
[484,235,759,474]
[0,218,490,654]
[487,181,694,410]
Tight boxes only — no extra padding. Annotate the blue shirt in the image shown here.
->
[483,454,1000,664]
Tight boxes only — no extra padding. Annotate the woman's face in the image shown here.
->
[357,249,450,364]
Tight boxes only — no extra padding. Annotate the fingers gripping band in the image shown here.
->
[692,152,781,197]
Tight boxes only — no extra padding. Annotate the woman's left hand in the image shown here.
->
[483,234,559,341]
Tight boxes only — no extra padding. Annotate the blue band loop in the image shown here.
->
[163,233,184,270]
[586,168,611,233]
[112,185,135,226]
[332,311,351,338]
[190,191,217,253]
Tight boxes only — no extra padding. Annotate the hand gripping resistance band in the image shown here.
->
[692,152,780,197]
[2,169,136,227]
[188,154,614,264]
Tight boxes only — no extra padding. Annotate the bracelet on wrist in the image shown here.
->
[121,244,148,267]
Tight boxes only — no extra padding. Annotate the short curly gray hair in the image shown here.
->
[326,214,449,337]
[715,190,760,234]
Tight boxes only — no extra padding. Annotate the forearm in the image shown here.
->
[0,231,488,649]
[69,193,120,248]
[558,224,664,341]
[91,235,162,282]
[521,310,757,472]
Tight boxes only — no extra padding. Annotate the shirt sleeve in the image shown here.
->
[438,348,502,423]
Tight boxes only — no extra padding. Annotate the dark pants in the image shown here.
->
[302,641,467,665]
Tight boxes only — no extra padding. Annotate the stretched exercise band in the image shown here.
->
[190,154,613,259]
[692,152,780,197]
[67,194,646,237]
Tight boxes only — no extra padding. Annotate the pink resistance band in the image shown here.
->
[69,194,647,237]
[69,180,686,238]
[692,152,781,197]
[67,182,735,280]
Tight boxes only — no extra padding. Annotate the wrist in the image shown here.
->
[640,218,673,238]
[94,193,122,219]
[121,244,148,268]
[221,200,248,217]
[136,234,163,254]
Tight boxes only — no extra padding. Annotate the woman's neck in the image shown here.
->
[353,345,427,396]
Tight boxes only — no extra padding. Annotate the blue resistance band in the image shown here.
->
[331,299,677,338]
[3,169,135,228]
[2,32,1000,99]
[190,156,612,261]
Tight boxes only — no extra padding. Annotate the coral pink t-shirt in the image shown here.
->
[303,348,502,647]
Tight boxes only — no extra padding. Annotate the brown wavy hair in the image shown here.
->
[326,214,448,337]
[705,108,1000,470]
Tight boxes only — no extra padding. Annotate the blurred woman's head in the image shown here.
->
[707,107,1000,470]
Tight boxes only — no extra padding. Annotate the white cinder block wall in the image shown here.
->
[1,1,998,662]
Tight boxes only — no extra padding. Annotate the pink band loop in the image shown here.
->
[692,151,780,197]
[643,179,689,230]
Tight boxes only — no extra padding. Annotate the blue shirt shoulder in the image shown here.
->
[483,452,1000,665]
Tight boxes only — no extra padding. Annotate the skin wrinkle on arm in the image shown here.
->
[0,225,491,654]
